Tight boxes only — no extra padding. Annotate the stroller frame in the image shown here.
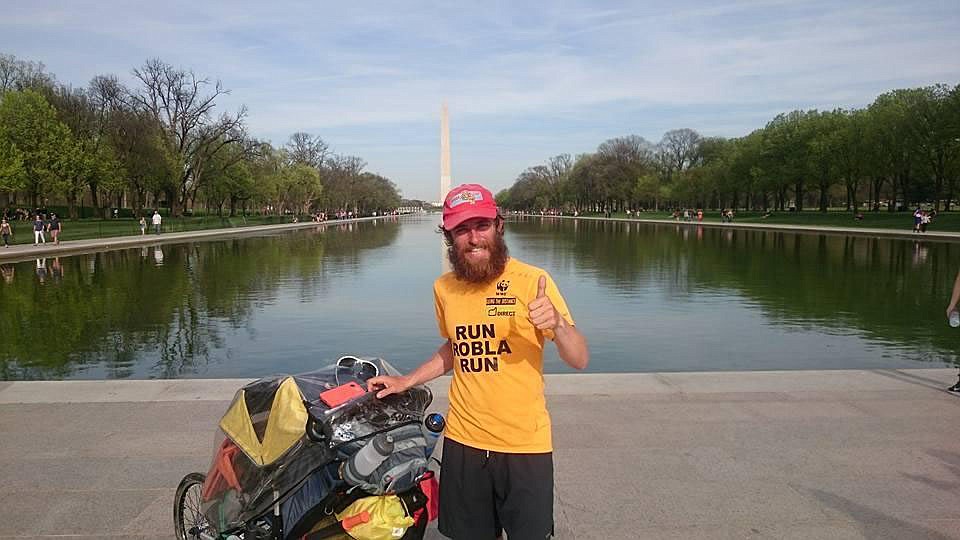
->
[174,357,438,540]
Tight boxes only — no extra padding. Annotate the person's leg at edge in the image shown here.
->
[949,369,960,392]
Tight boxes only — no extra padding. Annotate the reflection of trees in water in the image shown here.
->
[512,217,958,363]
[0,220,400,380]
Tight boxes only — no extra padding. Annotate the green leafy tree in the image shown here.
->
[0,90,72,207]
[0,138,25,196]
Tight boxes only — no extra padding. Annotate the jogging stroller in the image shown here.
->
[174,356,442,540]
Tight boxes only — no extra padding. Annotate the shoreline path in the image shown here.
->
[2,214,960,264]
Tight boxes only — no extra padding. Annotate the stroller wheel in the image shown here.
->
[175,473,213,540]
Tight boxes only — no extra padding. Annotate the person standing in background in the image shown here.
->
[47,213,61,245]
[944,269,960,392]
[1,218,12,247]
[32,215,46,246]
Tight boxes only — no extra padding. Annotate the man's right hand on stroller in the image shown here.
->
[367,375,414,399]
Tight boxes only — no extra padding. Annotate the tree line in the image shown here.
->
[0,53,402,219]
[498,83,960,214]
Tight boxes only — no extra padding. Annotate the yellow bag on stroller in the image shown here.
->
[335,495,415,540]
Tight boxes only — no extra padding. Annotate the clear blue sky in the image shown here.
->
[2,0,958,201]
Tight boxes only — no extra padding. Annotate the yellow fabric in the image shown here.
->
[336,495,414,540]
[218,377,307,466]
[434,258,573,453]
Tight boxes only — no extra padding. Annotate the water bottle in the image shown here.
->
[342,433,394,486]
[950,310,959,328]
[423,413,445,456]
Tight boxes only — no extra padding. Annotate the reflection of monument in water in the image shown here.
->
[440,103,451,273]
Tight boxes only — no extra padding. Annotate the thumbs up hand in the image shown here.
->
[528,275,561,331]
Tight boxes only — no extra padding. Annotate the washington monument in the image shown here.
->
[440,102,451,202]
[440,103,452,273]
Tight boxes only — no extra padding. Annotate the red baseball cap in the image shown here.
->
[442,183,498,230]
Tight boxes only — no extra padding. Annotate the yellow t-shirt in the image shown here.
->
[434,258,574,453]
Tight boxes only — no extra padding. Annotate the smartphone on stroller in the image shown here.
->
[319,381,367,408]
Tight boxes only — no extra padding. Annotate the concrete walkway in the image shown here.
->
[1,369,959,539]
[544,214,960,243]
[0,216,385,264]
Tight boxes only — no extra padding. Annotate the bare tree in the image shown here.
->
[285,132,330,169]
[320,154,367,210]
[130,58,246,216]
[0,53,55,93]
[659,128,703,173]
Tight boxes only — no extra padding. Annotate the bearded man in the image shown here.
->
[368,183,589,540]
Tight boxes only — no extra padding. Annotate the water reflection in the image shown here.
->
[0,216,957,380]
[0,221,401,380]
[508,217,959,370]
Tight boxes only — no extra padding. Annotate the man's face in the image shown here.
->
[447,217,508,283]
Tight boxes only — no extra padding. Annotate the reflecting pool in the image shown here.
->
[0,215,957,379]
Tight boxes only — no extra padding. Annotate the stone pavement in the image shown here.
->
[1,368,960,539]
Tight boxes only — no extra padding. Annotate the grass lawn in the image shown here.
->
[0,215,295,246]
[589,210,960,232]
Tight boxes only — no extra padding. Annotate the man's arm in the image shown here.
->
[366,340,453,398]
[553,316,589,370]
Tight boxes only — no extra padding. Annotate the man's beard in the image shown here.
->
[448,233,509,284]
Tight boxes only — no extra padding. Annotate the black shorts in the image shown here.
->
[438,438,554,540]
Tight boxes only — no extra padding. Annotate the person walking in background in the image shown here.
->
[945,269,960,392]
[47,213,61,245]
[151,210,162,234]
[1,218,12,247]
[32,215,46,246]
[139,216,147,235]
[367,183,589,540]
[914,207,923,233]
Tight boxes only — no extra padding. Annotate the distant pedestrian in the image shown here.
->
[139,216,146,235]
[1,218,11,247]
[32,215,46,246]
[914,207,922,233]
[920,211,931,233]
[945,268,960,392]
[47,213,61,245]
[697,209,704,222]
[152,210,162,234]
